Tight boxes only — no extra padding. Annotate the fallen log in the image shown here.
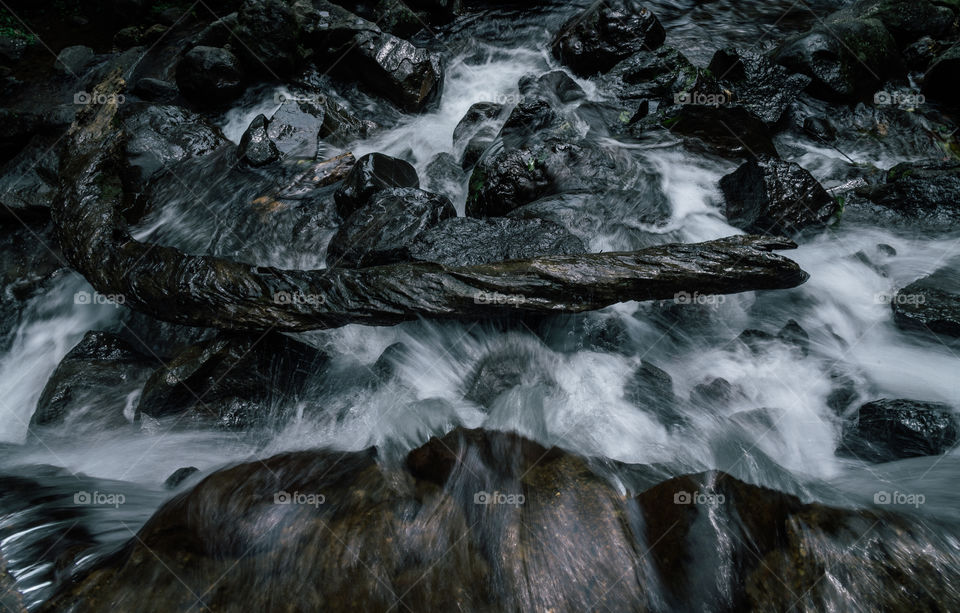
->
[53,73,808,332]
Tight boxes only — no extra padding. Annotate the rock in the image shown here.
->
[706,48,811,126]
[690,377,743,408]
[855,160,960,222]
[852,0,955,47]
[270,95,364,156]
[552,0,666,77]
[624,361,686,429]
[333,152,420,219]
[40,430,960,612]
[463,342,557,408]
[346,30,444,112]
[137,332,327,426]
[1,549,25,613]
[736,329,778,353]
[923,45,960,109]
[777,319,810,356]
[192,12,239,48]
[55,45,94,74]
[326,187,456,268]
[453,101,504,167]
[720,155,839,234]
[772,11,902,102]
[660,103,777,157]
[902,36,942,72]
[115,309,217,360]
[237,114,281,166]
[234,0,302,75]
[892,264,960,338]
[518,71,587,104]
[30,331,157,430]
[838,398,959,462]
[164,467,199,489]
[408,217,585,267]
[370,341,410,382]
[121,103,229,193]
[131,78,179,102]
[604,46,696,101]
[422,152,463,195]
[0,135,60,221]
[175,46,244,107]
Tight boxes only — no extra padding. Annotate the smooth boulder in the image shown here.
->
[175,46,244,107]
[334,152,420,219]
[893,264,960,338]
[838,398,960,462]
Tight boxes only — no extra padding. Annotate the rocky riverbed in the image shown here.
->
[2,0,960,611]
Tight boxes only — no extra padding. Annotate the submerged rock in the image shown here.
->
[892,264,960,339]
[838,398,959,462]
[624,361,687,429]
[326,187,456,268]
[464,342,557,408]
[408,217,585,267]
[719,155,839,235]
[552,0,666,77]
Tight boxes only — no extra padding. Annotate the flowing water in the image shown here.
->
[2,1,960,609]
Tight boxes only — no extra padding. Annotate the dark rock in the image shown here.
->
[268,95,365,156]
[30,331,157,430]
[122,103,228,193]
[464,341,557,407]
[1,549,24,613]
[923,45,960,109]
[55,45,94,75]
[852,0,955,47]
[235,0,302,75]
[164,466,199,489]
[624,361,687,429]
[827,370,861,415]
[839,398,959,462]
[690,377,743,408]
[707,48,811,126]
[661,104,777,157]
[902,36,942,72]
[604,46,697,101]
[518,71,587,104]
[892,264,960,338]
[237,114,281,167]
[131,78,179,102]
[137,332,328,424]
[409,217,585,267]
[326,187,455,268]
[116,310,217,360]
[192,12,239,48]
[175,46,244,107]
[736,329,777,353]
[0,135,60,221]
[772,12,903,103]
[371,341,410,382]
[855,160,960,221]
[422,151,463,195]
[347,30,444,112]
[777,319,810,356]
[720,155,839,234]
[113,26,143,48]
[552,0,666,77]
[453,101,504,146]
[333,152,420,219]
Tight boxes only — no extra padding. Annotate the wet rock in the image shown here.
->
[1,550,24,612]
[772,11,902,102]
[164,467,199,489]
[923,45,960,110]
[272,95,365,154]
[690,377,743,408]
[855,160,960,221]
[0,135,60,221]
[122,103,229,193]
[827,370,861,414]
[604,46,696,102]
[454,101,503,167]
[131,78,179,102]
[720,155,839,234]
[347,30,444,112]
[55,45,94,74]
[892,264,960,338]
[334,152,420,219]
[736,329,777,353]
[30,331,158,430]
[660,103,777,157]
[343,0,422,38]
[777,319,810,356]
[326,187,456,268]
[237,114,281,166]
[852,0,955,47]
[707,47,811,126]
[409,217,585,267]
[175,46,244,107]
[464,342,557,408]
[235,0,302,75]
[115,310,217,360]
[552,0,666,77]
[370,341,410,382]
[192,12,239,48]
[902,36,942,73]
[137,332,328,424]
[422,152,463,195]
[624,361,687,429]
[518,71,587,104]
[839,398,959,462]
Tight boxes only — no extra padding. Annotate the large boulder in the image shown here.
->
[175,46,245,107]
[347,30,444,112]
[707,48,811,126]
[855,160,960,222]
[237,114,281,166]
[892,263,960,338]
[333,152,420,219]
[137,332,327,426]
[852,0,956,47]
[838,398,959,462]
[772,11,903,102]
[552,0,666,77]
[408,217,585,267]
[30,331,158,431]
[603,46,697,102]
[325,187,456,268]
[719,155,839,234]
[659,103,778,158]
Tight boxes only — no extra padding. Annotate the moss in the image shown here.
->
[0,9,37,42]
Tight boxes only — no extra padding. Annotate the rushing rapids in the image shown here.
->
[2,0,960,611]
